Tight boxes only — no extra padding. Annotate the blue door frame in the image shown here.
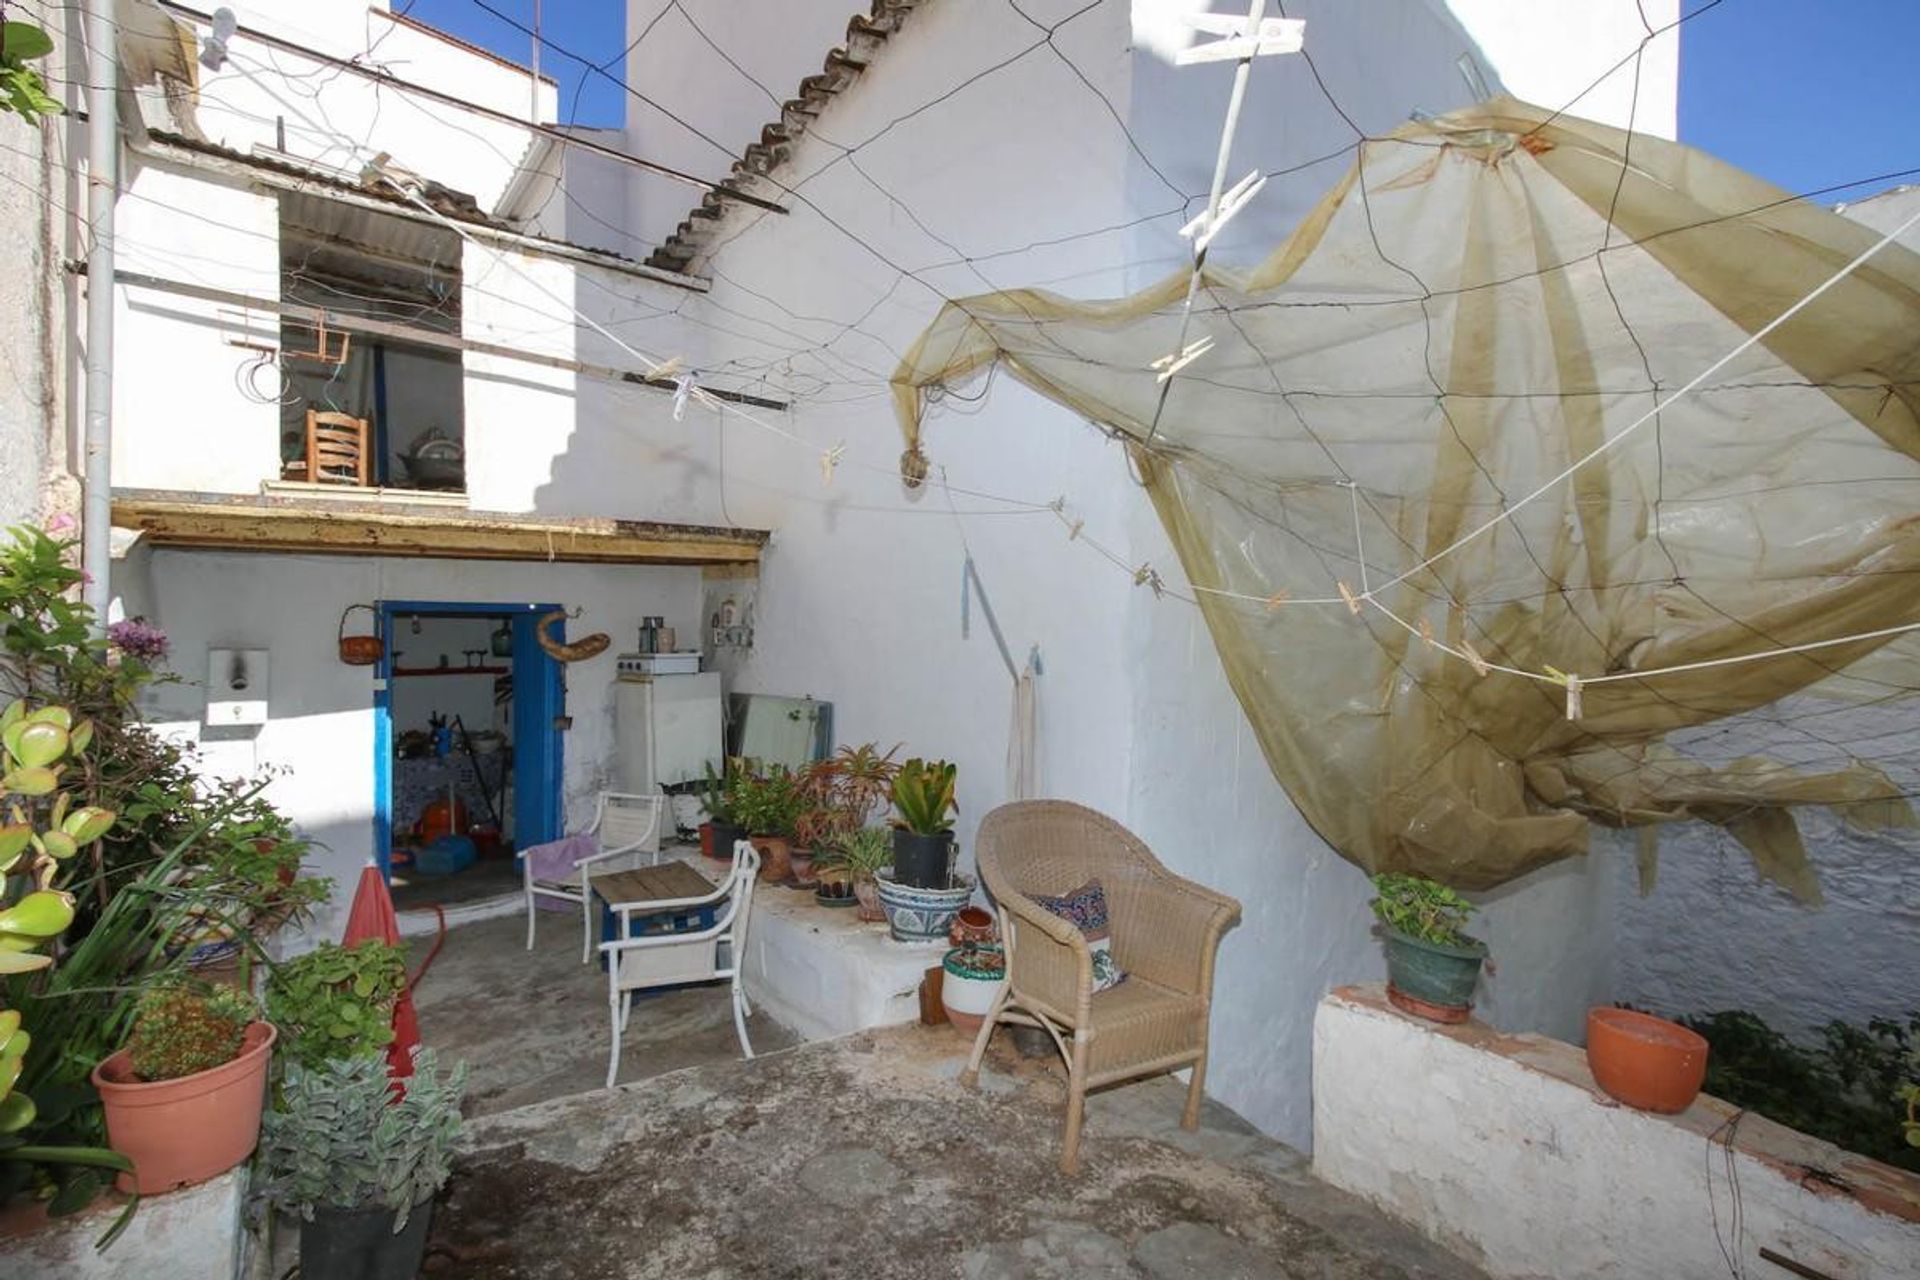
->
[373,600,565,880]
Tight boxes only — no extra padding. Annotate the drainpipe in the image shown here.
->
[81,0,118,634]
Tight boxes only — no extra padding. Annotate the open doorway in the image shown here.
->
[373,601,564,908]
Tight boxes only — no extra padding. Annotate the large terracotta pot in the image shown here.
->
[949,905,996,947]
[92,1021,276,1194]
[1586,1008,1709,1113]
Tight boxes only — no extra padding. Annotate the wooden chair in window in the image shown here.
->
[305,409,371,486]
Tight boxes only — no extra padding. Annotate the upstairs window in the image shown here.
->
[276,195,466,492]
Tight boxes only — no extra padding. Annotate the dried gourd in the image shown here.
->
[535,610,610,663]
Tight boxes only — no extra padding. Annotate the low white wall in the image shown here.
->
[138,549,702,949]
[1314,986,1920,1280]
[738,880,932,1041]
[2,1167,246,1280]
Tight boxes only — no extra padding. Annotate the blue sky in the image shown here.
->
[403,1,1920,200]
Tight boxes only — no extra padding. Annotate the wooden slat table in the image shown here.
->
[591,862,717,914]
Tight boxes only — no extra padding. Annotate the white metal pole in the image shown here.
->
[82,0,119,634]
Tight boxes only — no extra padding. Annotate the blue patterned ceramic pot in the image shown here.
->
[873,869,974,943]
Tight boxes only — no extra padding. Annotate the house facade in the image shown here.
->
[3,0,1774,1153]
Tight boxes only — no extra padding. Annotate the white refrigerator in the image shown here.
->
[613,672,724,794]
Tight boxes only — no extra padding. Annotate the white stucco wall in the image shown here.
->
[605,0,1686,1149]
[1314,987,1920,1280]
[138,550,703,950]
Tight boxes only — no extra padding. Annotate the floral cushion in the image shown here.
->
[1029,878,1126,992]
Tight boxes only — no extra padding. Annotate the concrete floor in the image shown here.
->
[407,911,801,1116]
[426,1020,1489,1279]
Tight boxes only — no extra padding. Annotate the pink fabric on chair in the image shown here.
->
[525,832,599,911]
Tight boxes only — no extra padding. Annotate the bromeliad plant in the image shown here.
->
[890,759,957,837]
[265,941,408,1071]
[794,743,901,851]
[260,1050,468,1230]
[1369,873,1475,948]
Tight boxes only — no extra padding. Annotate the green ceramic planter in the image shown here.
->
[1382,928,1486,1016]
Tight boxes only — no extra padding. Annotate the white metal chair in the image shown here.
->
[523,791,667,963]
[601,840,760,1088]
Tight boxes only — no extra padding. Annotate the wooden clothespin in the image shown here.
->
[1176,13,1306,64]
[1068,518,1085,541]
[819,443,845,488]
[1418,617,1435,648]
[1150,337,1215,383]
[1337,581,1361,615]
[1263,590,1290,613]
[1544,666,1583,720]
[1179,170,1267,251]
[1460,638,1490,677]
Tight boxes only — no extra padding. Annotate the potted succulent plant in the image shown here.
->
[822,826,893,922]
[1369,872,1488,1024]
[91,983,276,1193]
[260,1050,467,1280]
[889,758,957,889]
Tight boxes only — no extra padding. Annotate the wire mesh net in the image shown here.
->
[893,97,1920,898]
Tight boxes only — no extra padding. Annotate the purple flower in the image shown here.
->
[44,513,76,535]
[107,617,170,663]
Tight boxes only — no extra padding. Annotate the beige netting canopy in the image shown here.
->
[892,97,1920,898]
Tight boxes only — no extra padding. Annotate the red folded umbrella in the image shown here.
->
[341,860,421,1082]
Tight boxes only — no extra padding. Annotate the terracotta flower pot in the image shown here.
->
[92,1021,276,1194]
[749,835,792,883]
[949,905,996,947]
[1585,1007,1709,1114]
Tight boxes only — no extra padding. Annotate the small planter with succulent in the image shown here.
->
[1369,872,1488,1024]
[260,1050,468,1280]
[821,826,893,921]
[90,982,277,1194]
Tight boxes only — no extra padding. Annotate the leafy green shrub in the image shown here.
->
[266,942,407,1070]
[1369,873,1475,947]
[260,1050,467,1229]
[1678,1009,1919,1171]
[126,985,256,1082]
[730,765,803,838]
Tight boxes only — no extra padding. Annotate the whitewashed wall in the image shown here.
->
[137,550,703,950]
[610,0,1681,1148]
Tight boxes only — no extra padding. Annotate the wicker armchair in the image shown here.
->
[961,801,1241,1173]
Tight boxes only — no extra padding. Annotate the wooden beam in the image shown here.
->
[112,493,768,567]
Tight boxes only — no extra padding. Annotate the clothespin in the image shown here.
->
[1133,564,1153,588]
[1544,666,1583,720]
[672,373,696,422]
[1418,617,1435,648]
[1047,495,1067,513]
[1067,518,1084,541]
[652,356,685,381]
[1151,336,1215,383]
[819,443,845,488]
[1179,170,1268,251]
[1264,590,1290,613]
[1460,638,1490,677]
[1147,569,1166,598]
[1176,13,1306,65]
[1337,581,1361,615]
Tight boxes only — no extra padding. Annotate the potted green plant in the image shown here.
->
[731,765,802,883]
[821,826,893,922]
[889,758,957,889]
[91,983,275,1194]
[265,941,407,1069]
[794,743,902,885]
[1369,872,1487,1024]
[260,1050,467,1280]
[696,759,745,861]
